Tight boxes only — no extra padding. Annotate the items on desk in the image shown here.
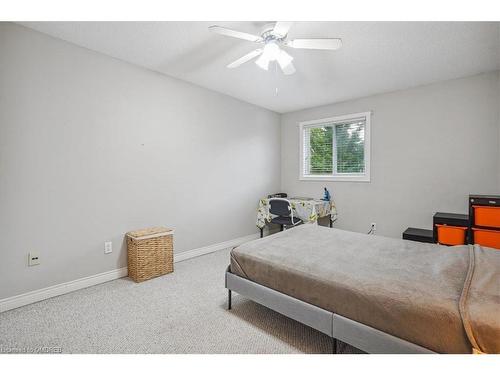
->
[322,187,331,202]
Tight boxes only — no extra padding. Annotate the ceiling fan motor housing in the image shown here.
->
[261,23,287,42]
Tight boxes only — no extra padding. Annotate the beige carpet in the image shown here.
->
[0,247,362,354]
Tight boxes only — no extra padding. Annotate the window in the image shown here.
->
[299,112,371,182]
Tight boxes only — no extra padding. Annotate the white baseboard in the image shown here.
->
[0,267,128,313]
[173,233,259,263]
[0,232,259,313]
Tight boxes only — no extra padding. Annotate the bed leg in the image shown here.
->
[227,289,232,310]
[332,338,338,354]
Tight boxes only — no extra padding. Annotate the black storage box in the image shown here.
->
[402,227,434,243]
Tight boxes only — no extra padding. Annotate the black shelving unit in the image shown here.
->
[402,194,500,248]
[433,212,469,244]
[469,194,500,246]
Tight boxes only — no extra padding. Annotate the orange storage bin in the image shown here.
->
[472,228,500,249]
[436,224,467,246]
[473,206,500,228]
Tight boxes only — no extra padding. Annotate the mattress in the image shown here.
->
[230,225,500,354]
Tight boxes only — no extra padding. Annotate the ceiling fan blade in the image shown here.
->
[273,21,293,37]
[286,38,342,50]
[227,49,263,68]
[209,25,262,42]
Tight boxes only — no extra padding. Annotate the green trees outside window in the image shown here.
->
[335,122,365,173]
[307,121,365,174]
[309,127,333,174]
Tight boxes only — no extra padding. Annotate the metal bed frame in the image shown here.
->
[225,267,436,354]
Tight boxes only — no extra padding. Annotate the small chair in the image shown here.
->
[268,198,302,233]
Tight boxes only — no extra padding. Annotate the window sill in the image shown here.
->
[299,175,371,182]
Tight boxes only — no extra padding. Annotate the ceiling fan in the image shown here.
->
[208,22,342,75]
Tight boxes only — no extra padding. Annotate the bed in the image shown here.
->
[226,225,500,354]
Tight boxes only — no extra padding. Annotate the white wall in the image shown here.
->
[498,74,500,189]
[0,23,280,299]
[281,72,500,238]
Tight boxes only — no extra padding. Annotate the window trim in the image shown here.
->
[299,111,371,182]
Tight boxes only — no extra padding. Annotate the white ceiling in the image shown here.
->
[19,21,500,113]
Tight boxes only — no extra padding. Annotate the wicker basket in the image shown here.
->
[126,227,174,282]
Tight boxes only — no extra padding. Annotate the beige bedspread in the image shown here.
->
[230,225,500,354]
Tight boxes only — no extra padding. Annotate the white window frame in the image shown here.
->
[299,111,371,182]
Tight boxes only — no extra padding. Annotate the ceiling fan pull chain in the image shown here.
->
[275,62,279,96]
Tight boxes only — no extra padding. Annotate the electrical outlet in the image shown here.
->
[371,222,377,235]
[104,241,113,254]
[28,252,40,266]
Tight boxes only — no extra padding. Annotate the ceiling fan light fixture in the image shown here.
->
[255,54,270,70]
[277,49,293,68]
[262,42,280,61]
[256,42,283,71]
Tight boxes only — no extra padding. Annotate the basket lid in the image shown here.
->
[126,227,173,240]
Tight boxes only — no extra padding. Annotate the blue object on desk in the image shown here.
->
[322,187,331,202]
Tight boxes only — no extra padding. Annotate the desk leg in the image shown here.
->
[260,227,263,238]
